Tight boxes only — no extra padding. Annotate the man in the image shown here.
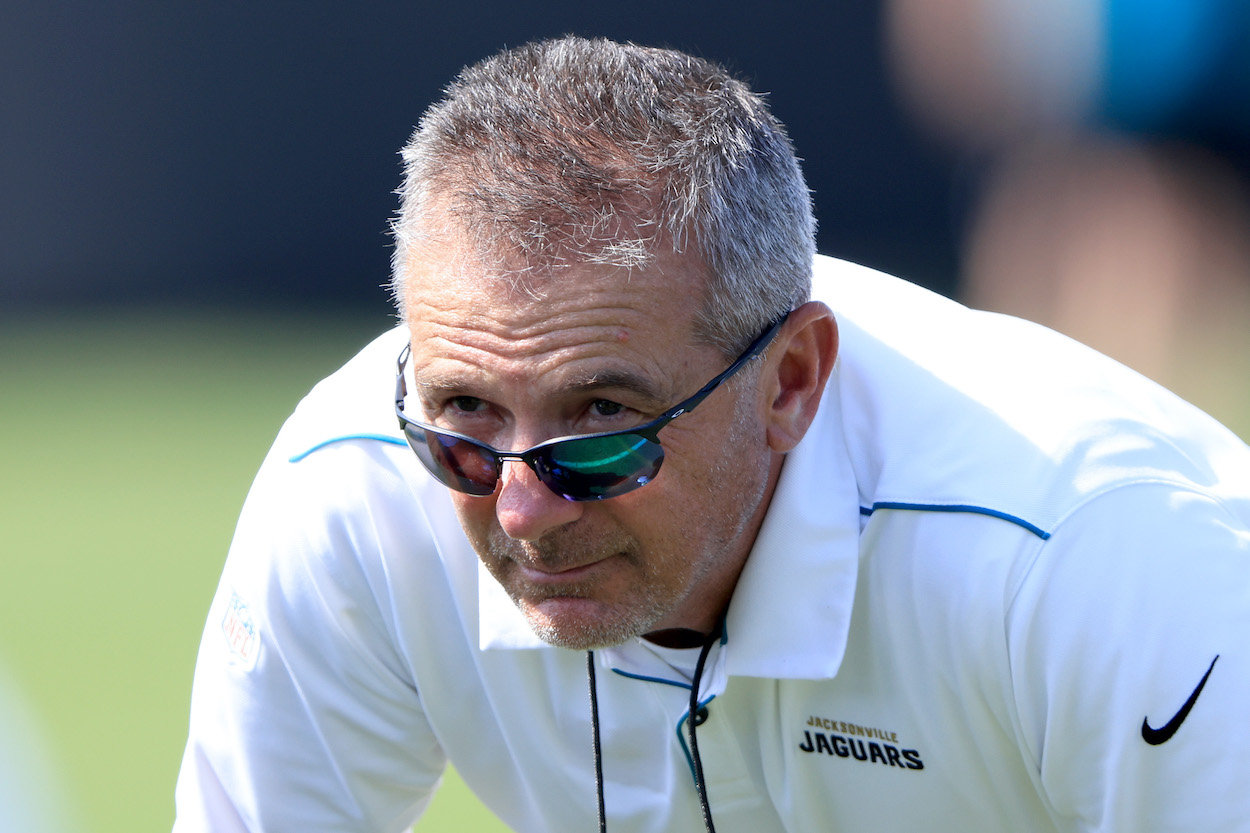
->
[175,37,1250,832]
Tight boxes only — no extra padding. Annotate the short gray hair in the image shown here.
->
[391,36,815,354]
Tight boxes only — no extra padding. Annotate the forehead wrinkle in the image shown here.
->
[407,254,700,335]
[414,312,686,386]
[416,299,652,342]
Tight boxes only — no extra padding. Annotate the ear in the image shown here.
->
[762,301,838,453]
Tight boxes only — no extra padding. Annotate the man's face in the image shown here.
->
[402,244,778,649]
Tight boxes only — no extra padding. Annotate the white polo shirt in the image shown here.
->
[174,255,1250,832]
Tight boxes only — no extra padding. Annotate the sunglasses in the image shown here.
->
[394,314,788,502]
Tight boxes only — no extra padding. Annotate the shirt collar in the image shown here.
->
[720,373,860,680]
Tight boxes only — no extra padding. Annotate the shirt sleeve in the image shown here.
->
[173,440,447,832]
[1006,481,1250,831]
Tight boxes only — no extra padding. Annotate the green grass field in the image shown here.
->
[0,311,510,832]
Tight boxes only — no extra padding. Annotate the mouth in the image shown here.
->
[484,527,636,601]
[515,554,617,586]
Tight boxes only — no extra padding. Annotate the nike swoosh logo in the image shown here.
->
[1141,654,1220,745]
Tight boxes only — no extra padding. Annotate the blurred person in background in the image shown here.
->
[175,35,1250,832]
[887,0,1250,438]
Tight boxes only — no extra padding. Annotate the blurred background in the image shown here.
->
[2,1,1247,830]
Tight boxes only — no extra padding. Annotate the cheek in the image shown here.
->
[450,493,499,551]
[641,424,769,542]
[661,402,769,495]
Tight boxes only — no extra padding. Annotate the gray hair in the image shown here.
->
[390,36,815,354]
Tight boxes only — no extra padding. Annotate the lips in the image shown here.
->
[515,553,617,585]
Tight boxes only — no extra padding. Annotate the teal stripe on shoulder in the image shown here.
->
[289,434,408,463]
[860,501,1051,540]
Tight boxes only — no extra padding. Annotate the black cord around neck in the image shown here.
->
[585,626,721,833]
[586,650,607,833]
[687,626,720,833]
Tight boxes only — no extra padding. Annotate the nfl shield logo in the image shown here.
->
[221,590,259,669]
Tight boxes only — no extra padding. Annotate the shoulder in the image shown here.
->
[1002,479,1250,826]
[272,325,412,466]
[811,254,1250,539]
[222,324,460,631]
[226,325,430,576]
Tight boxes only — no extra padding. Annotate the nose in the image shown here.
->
[494,457,585,541]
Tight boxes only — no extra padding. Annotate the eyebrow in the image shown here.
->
[413,368,671,409]
[554,369,670,407]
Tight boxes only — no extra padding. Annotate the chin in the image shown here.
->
[521,596,658,650]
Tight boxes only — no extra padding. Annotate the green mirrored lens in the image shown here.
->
[553,434,651,472]
[539,434,665,500]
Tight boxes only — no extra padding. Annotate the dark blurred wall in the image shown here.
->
[0,1,960,315]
